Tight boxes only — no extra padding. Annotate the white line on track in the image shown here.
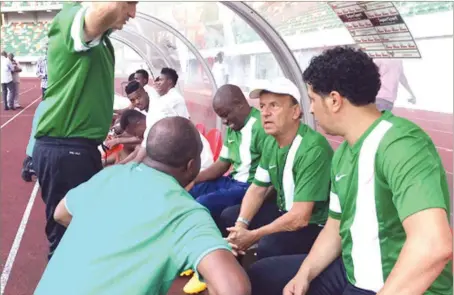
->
[0,181,40,295]
[0,86,36,105]
[1,93,42,129]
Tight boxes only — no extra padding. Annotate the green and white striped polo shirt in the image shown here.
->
[253,123,333,225]
[329,111,452,294]
[219,107,268,183]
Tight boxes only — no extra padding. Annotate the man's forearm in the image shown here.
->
[117,137,141,145]
[84,4,119,42]
[295,218,342,282]
[132,146,147,163]
[237,185,268,226]
[118,147,139,164]
[253,211,308,239]
[377,239,452,295]
[195,160,230,184]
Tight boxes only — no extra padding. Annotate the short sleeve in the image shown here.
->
[253,154,271,187]
[293,146,332,203]
[381,135,450,222]
[218,130,231,163]
[65,167,114,215]
[57,4,102,53]
[171,206,230,279]
[328,166,342,220]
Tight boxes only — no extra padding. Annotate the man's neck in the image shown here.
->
[239,105,252,128]
[342,105,383,146]
[275,122,300,148]
[142,157,185,187]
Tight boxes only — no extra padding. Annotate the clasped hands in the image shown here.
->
[225,223,260,257]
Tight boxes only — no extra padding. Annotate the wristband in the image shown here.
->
[236,217,250,227]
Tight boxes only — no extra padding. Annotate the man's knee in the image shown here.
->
[256,234,283,260]
[220,204,241,228]
[247,256,301,295]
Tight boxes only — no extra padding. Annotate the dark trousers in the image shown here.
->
[220,202,323,259]
[190,176,249,227]
[2,81,14,109]
[248,256,376,295]
[33,136,102,260]
[42,87,46,98]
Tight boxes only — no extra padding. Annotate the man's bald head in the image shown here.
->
[213,84,246,110]
[212,84,251,131]
[146,117,202,170]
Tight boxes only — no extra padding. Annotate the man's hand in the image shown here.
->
[226,226,260,251]
[283,273,310,295]
[104,138,119,149]
[225,239,246,257]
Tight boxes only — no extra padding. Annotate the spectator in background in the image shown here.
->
[8,53,22,108]
[1,50,15,110]
[36,48,48,98]
[212,51,229,87]
[374,59,417,112]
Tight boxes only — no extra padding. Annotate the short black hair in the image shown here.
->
[135,69,149,82]
[161,67,178,86]
[125,80,141,95]
[302,46,381,106]
[119,109,146,131]
[128,73,136,82]
[146,117,200,168]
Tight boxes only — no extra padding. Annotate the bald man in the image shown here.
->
[182,84,268,294]
[35,117,251,295]
[190,84,268,225]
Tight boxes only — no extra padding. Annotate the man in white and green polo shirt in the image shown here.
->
[189,84,268,224]
[32,2,138,260]
[182,84,269,294]
[247,47,452,295]
[222,77,333,260]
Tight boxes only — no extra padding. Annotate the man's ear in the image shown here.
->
[292,103,302,120]
[186,158,195,172]
[329,91,344,113]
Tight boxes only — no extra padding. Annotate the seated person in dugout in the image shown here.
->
[134,68,160,101]
[247,47,453,295]
[222,77,333,261]
[102,81,150,165]
[181,84,268,294]
[34,117,251,295]
[120,109,213,172]
[101,111,148,166]
[189,84,268,223]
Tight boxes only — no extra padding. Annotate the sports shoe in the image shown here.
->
[21,156,36,182]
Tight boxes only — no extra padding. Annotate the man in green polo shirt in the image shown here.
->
[32,1,138,260]
[247,47,452,295]
[189,84,268,225]
[182,84,269,294]
[34,117,251,295]
[222,77,333,261]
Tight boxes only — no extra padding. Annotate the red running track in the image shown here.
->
[0,79,452,295]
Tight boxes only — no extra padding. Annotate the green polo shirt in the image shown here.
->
[34,163,230,295]
[253,123,333,224]
[329,111,452,294]
[35,2,115,142]
[219,107,268,183]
